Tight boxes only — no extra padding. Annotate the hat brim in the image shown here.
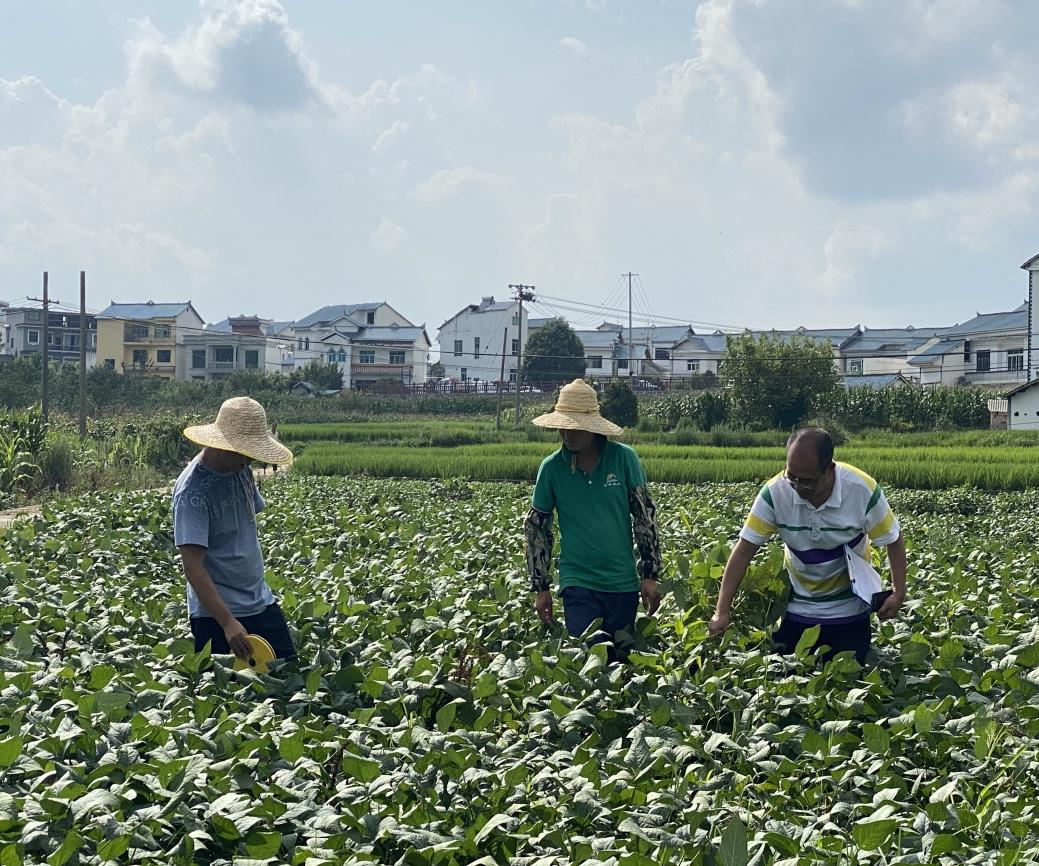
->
[183,423,293,464]
[531,410,624,437]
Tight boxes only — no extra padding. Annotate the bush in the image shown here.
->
[600,381,638,429]
[40,434,76,491]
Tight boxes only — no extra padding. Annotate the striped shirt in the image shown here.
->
[739,462,901,622]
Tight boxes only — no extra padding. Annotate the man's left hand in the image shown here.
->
[877,592,905,621]
[640,578,660,616]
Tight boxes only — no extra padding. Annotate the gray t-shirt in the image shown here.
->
[172,455,274,619]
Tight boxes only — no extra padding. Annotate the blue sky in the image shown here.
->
[1,0,1037,341]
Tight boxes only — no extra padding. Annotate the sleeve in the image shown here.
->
[628,484,662,580]
[864,485,900,546]
[173,487,210,549]
[738,484,778,546]
[531,458,555,513]
[523,507,554,592]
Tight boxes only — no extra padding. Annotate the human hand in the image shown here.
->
[876,592,905,621]
[534,591,553,626]
[707,608,731,637]
[640,579,660,616]
[223,618,251,659]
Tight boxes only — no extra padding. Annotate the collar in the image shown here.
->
[792,464,843,510]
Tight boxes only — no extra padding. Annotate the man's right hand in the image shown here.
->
[707,609,731,637]
[223,618,251,659]
[534,591,553,626]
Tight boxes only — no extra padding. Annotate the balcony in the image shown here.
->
[210,360,235,370]
[964,369,1027,385]
[353,363,409,376]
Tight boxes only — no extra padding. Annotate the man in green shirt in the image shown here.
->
[524,379,662,657]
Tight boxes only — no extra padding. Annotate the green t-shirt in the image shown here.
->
[532,439,646,593]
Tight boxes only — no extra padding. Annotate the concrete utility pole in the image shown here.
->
[79,272,87,438]
[495,328,507,430]
[509,283,536,427]
[28,272,59,423]
[624,272,638,381]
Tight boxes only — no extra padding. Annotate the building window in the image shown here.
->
[1008,349,1024,372]
[366,312,375,325]
[512,313,520,326]
[156,349,171,364]
[132,349,147,366]
[389,350,405,365]
[454,340,463,357]
[245,350,259,368]
[474,337,480,359]
[214,347,234,364]
[127,323,149,341]
[849,360,863,374]
[963,340,971,363]
[976,350,991,373]
[27,330,39,345]
[67,334,79,350]
[26,310,41,322]
[687,360,700,373]
[588,355,603,369]
[192,349,206,369]
[655,349,671,361]
[48,332,61,347]
[509,369,516,383]
[154,324,171,339]
[617,359,628,370]
[461,367,468,381]
[511,338,519,356]
[104,358,115,369]
[304,338,310,351]
[359,350,375,364]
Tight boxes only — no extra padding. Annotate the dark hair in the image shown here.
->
[787,426,834,470]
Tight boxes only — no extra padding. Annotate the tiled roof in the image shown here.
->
[97,302,195,320]
[295,303,383,328]
[908,339,961,365]
[938,305,1027,337]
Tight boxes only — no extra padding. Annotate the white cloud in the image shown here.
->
[371,120,410,154]
[412,167,511,203]
[370,217,407,252]
[817,223,893,296]
[945,78,1023,150]
[559,37,590,58]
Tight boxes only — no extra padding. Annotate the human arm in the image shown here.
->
[524,507,555,624]
[178,545,252,658]
[629,484,662,615]
[708,538,761,636]
[876,533,906,621]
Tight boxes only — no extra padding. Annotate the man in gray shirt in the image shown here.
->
[172,397,295,660]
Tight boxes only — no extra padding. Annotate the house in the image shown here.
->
[291,302,412,368]
[95,301,206,379]
[838,326,948,378]
[0,300,97,366]
[1024,253,1039,380]
[207,316,296,374]
[1005,380,1039,431]
[333,324,431,389]
[842,372,915,390]
[438,296,526,383]
[908,305,1028,388]
[181,316,270,381]
[595,323,697,378]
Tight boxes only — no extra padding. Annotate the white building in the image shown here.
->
[291,302,414,368]
[908,306,1028,388]
[1,301,97,366]
[838,327,948,378]
[1006,379,1039,430]
[438,296,526,383]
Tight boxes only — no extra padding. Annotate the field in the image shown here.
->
[2,475,1039,864]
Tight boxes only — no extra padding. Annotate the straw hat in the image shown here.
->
[184,397,293,464]
[531,379,623,436]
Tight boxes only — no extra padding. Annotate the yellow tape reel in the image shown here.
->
[233,634,276,674]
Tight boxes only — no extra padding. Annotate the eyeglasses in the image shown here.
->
[785,470,823,490]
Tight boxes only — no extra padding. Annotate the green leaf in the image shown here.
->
[853,819,897,850]
[279,732,305,763]
[0,793,17,831]
[89,663,117,689]
[932,834,962,854]
[914,705,935,734]
[341,754,381,784]
[473,813,516,846]
[245,831,283,858]
[210,813,242,841]
[901,638,931,666]
[862,723,889,753]
[305,668,321,697]
[0,737,22,769]
[47,831,82,866]
[763,832,798,857]
[794,625,821,657]
[719,816,748,866]
[435,700,457,732]
[472,673,497,700]
[7,625,34,659]
[0,845,20,866]
[94,692,131,716]
[97,836,130,860]
[1016,642,1039,667]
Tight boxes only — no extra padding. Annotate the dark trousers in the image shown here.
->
[562,586,639,661]
[772,616,871,664]
[190,603,297,660]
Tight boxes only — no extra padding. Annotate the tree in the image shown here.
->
[290,359,343,391]
[429,360,445,379]
[723,332,841,429]
[521,318,585,384]
[600,380,638,428]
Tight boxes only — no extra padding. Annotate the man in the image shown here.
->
[524,379,662,656]
[173,396,296,661]
[709,426,906,663]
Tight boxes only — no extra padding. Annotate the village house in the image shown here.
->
[0,300,97,366]
[95,301,206,379]
[438,296,526,384]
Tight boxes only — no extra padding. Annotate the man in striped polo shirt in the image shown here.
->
[708,427,906,663]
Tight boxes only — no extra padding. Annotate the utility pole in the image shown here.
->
[495,328,508,430]
[509,283,535,427]
[28,272,59,423]
[79,272,87,438]
[624,272,637,381]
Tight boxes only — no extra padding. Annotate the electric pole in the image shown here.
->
[624,272,637,381]
[495,327,507,430]
[28,272,59,423]
[509,283,535,427]
[79,271,87,438]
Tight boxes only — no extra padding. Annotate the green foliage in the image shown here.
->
[429,360,445,378]
[724,332,842,428]
[599,380,639,428]
[2,476,1039,863]
[521,317,586,384]
[290,359,343,391]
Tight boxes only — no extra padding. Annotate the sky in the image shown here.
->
[1,0,1038,344]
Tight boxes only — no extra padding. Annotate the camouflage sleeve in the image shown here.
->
[523,507,554,592]
[629,484,662,580]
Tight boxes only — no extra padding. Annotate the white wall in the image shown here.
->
[1009,386,1039,430]
[440,302,524,382]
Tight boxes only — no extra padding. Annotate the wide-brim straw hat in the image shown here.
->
[184,397,293,464]
[531,379,623,436]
